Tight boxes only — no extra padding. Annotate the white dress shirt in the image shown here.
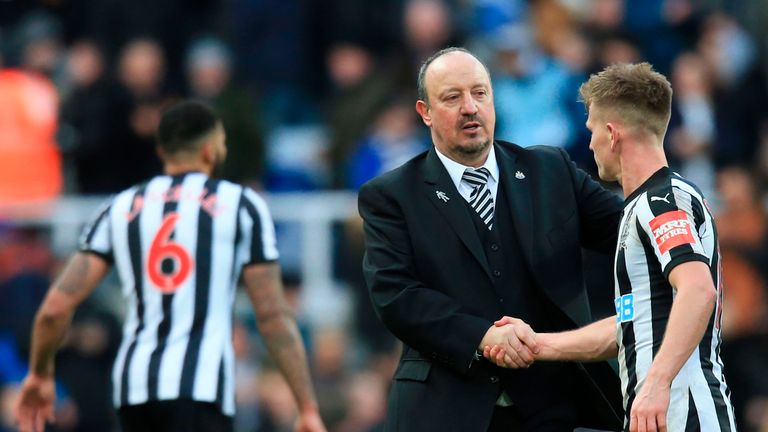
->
[434,145,499,205]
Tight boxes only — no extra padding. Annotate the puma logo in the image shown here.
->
[650,193,671,204]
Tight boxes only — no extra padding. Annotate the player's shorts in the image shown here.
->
[118,399,233,432]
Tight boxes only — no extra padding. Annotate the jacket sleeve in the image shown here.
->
[558,148,623,253]
[358,180,491,375]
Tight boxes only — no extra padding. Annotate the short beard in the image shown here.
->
[456,138,491,157]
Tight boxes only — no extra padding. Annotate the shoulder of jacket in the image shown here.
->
[496,140,565,160]
[360,150,428,191]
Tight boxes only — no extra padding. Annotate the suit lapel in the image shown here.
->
[422,148,492,279]
[496,143,534,265]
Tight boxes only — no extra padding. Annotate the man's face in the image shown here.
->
[586,107,619,182]
[417,51,495,163]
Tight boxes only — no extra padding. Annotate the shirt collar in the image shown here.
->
[434,144,499,190]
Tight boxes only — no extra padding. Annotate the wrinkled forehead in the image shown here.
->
[425,52,491,96]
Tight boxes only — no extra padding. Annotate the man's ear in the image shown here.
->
[156,146,166,161]
[606,122,620,151]
[415,100,432,127]
[200,140,214,164]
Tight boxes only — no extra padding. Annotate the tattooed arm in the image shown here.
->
[15,252,110,432]
[242,262,326,432]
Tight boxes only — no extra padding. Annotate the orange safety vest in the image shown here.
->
[0,69,61,204]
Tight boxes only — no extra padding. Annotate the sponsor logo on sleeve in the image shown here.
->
[649,210,695,254]
[615,294,634,322]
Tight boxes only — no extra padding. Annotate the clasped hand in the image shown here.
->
[479,316,538,368]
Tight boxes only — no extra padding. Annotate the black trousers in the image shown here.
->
[118,399,233,432]
[488,405,524,432]
[487,403,578,432]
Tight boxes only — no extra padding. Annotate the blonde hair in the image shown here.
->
[579,62,672,138]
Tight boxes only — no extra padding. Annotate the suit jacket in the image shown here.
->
[359,141,625,431]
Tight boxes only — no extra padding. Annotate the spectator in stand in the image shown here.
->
[346,96,430,190]
[325,42,397,188]
[714,166,768,338]
[59,40,127,194]
[698,13,767,168]
[490,24,577,150]
[113,38,172,188]
[667,51,717,199]
[0,69,60,203]
[185,36,265,187]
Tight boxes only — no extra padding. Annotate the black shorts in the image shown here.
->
[117,399,233,432]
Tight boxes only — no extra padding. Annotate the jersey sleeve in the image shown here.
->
[239,187,280,265]
[635,188,710,279]
[78,198,114,262]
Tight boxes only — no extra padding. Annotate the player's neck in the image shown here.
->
[620,143,668,198]
[163,159,213,177]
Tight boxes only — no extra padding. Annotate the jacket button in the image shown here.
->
[490,376,500,384]
[490,243,499,251]
[493,270,501,277]
[499,298,504,303]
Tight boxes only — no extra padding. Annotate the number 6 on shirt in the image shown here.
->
[147,213,194,293]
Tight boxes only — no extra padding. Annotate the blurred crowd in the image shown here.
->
[1,0,768,431]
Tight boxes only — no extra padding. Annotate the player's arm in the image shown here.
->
[645,261,716,387]
[536,316,618,361]
[629,261,716,432]
[242,262,325,432]
[486,316,617,363]
[630,261,716,431]
[29,252,110,375]
[15,252,110,432]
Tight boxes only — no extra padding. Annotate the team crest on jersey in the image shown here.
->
[618,220,631,250]
[649,210,694,254]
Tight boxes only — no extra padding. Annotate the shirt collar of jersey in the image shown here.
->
[434,143,499,192]
[624,166,672,203]
[167,170,207,179]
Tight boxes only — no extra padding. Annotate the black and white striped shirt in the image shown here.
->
[79,172,278,416]
[614,167,736,431]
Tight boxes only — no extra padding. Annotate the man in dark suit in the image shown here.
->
[358,47,625,431]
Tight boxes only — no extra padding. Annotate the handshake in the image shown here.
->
[479,316,546,369]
